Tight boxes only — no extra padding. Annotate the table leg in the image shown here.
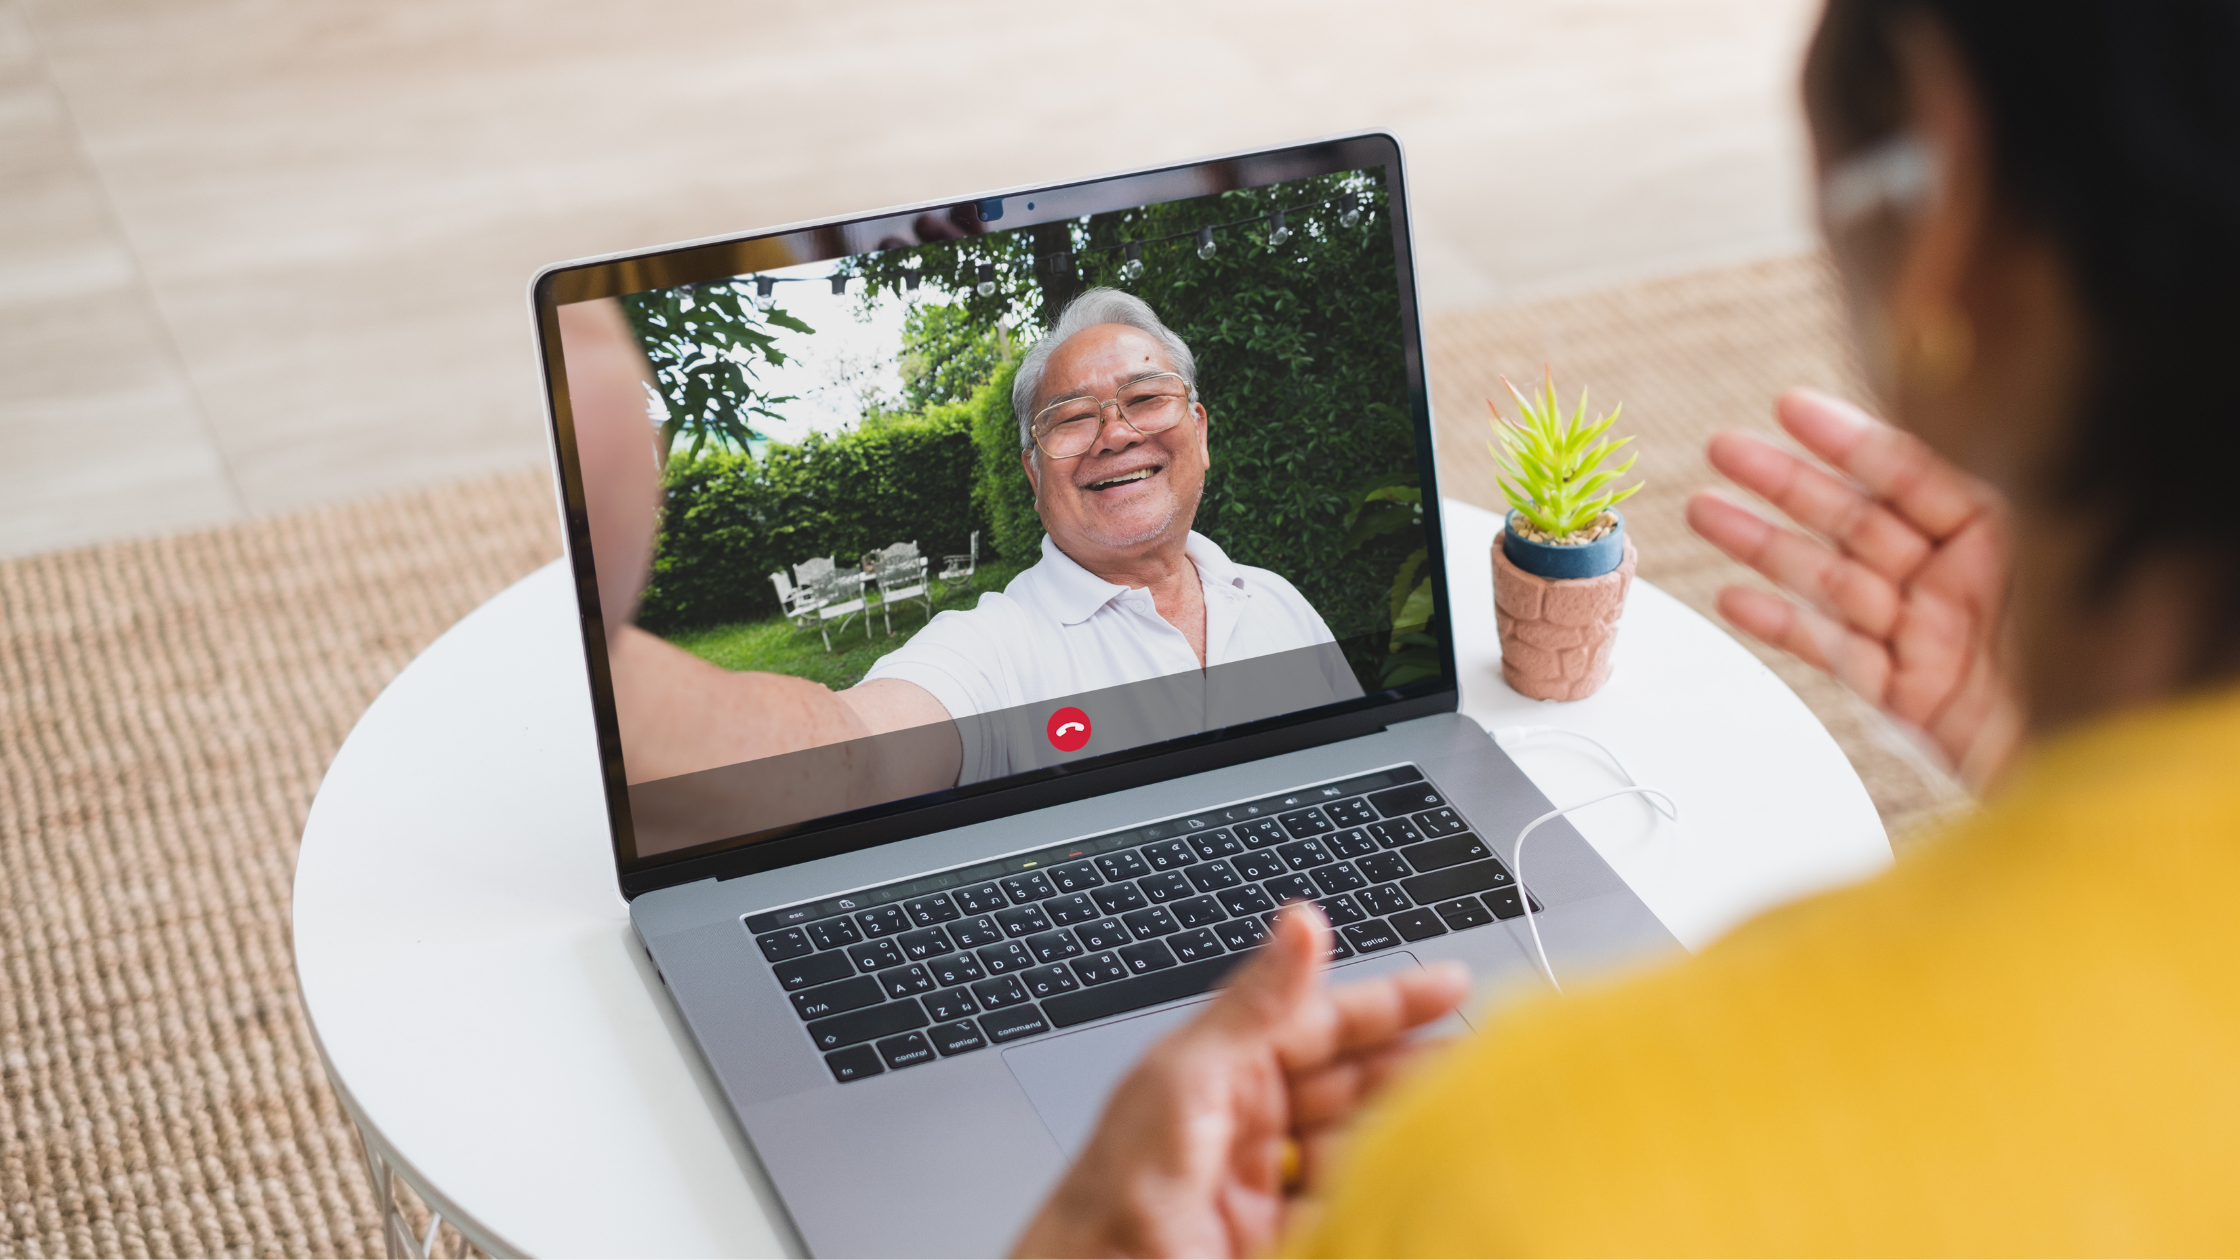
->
[353,1121,477,1259]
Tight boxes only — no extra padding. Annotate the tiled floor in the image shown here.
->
[0,0,1821,558]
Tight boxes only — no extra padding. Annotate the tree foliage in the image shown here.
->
[619,281,812,461]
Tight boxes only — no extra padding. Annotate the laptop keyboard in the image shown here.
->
[743,764,1536,1084]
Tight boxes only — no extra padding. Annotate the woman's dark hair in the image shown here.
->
[1807,0,2240,658]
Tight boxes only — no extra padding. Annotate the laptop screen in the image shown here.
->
[537,135,1453,887]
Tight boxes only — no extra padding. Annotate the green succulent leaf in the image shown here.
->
[1485,368,1646,540]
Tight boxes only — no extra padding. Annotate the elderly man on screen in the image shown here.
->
[854,288,1359,776]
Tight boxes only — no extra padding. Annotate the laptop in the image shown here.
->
[529,132,1677,1257]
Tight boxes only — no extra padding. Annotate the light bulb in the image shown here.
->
[1120,242,1144,280]
[904,269,922,291]
[1338,194,1363,229]
[1267,209,1291,247]
[1196,226,1216,260]
[975,263,997,297]
[829,274,848,295]
[754,276,776,298]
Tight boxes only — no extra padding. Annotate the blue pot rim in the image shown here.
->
[1502,509,1626,581]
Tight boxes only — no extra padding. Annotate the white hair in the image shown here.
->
[1011,288,1198,451]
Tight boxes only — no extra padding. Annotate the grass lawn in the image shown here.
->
[664,559,1032,689]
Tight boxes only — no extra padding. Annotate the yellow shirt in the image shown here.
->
[1290,690,2240,1256]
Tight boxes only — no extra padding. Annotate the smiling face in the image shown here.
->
[1021,323,1210,576]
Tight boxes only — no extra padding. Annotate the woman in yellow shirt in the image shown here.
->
[1015,0,2240,1253]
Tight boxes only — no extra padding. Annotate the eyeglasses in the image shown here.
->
[1031,372,1192,460]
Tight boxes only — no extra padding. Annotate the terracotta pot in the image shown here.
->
[1492,531,1636,701]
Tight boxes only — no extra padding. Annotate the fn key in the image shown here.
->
[824,1044,882,1082]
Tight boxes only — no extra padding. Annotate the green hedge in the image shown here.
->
[637,407,985,632]
[967,357,1040,565]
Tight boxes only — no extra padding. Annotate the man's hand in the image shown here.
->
[1687,389,2022,790]
[1011,907,1469,1259]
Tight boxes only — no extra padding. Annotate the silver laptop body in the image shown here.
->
[530,133,1677,1258]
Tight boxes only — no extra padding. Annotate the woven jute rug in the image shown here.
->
[0,253,1967,1259]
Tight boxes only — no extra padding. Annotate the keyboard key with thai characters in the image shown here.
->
[857,905,909,938]
[996,903,1051,937]
[1092,882,1147,914]
[774,950,853,992]
[1311,862,1367,895]
[955,882,1006,914]
[1263,873,1318,903]
[1045,893,1100,925]
[1279,807,1334,838]
[1025,929,1084,963]
[905,894,961,926]
[1413,808,1469,838]
[1390,907,1449,941]
[1071,952,1129,985]
[1356,851,1410,884]
[1185,861,1242,893]
[1094,850,1149,882]
[1237,819,1287,848]
[981,1005,1050,1043]
[924,952,984,987]
[1277,838,1335,870]
[1232,850,1286,882]
[1313,893,1368,926]
[1401,833,1490,872]
[807,916,861,950]
[1366,818,1422,849]
[1168,927,1224,963]
[1358,883,1411,916]
[877,963,936,998]
[791,975,882,1021]
[1171,896,1225,928]
[1326,797,1377,826]
[807,999,927,1051]
[1138,871,1194,903]
[1218,885,1276,917]
[1188,829,1244,860]
[1216,917,1270,951]
[1022,964,1080,999]
[920,979,984,1034]
[1076,917,1131,951]
[756,928,813,962]
[825,1044,882,1082]
[948,914,1003,949]
[846,937,903,972]
[976,941,1034,974]
[896,926,951,961]
[1121,906,1179,939]
[1001,872,1056,904]
[1328,828,1379,859]
[1143,840,1198,870]
[970,973,1031,1009]
[1047,860,1103,893]
[929,1019,985,1056]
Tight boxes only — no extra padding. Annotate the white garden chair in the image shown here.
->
[939,530,979,599]
[769,571,823,631]
[806,560,868,652]
[875,541,932,635]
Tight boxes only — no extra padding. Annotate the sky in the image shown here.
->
[734,259,919,445]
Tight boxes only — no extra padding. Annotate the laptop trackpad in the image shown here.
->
[1003,951,1436,1157]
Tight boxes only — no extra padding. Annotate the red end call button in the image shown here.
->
[1046,707,1092,752]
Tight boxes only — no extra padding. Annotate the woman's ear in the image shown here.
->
[1886,14,1991,395]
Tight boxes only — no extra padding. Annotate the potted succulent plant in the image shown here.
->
[1489,369,1644,701]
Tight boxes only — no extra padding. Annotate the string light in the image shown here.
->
[829,274,849,295]
[1337,193,1363,229]
[754,276,777,298]
[1196,226,1216,260]
[976,263,998,297]
[1267,209,1291,247]
[904,270,922,291]
[1120,242,1144,280]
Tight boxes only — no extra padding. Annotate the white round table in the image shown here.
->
[294,498,1889,1258]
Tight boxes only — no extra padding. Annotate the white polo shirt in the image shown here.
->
[861,531,1363,782]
